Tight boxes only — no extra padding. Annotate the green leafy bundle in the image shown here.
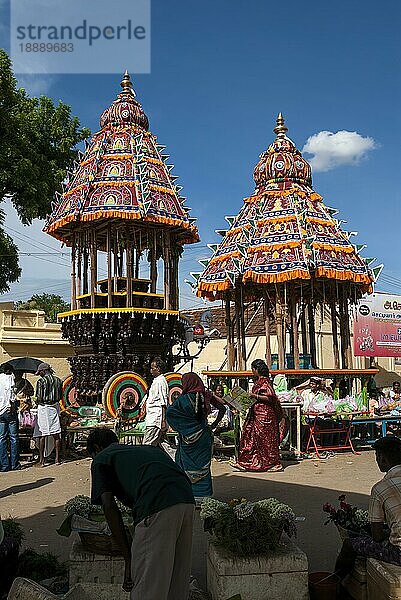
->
[2,518,24,547]
[16,548,67,582]
[200,498,296,557]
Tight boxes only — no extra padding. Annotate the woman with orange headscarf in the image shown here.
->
[166,373,213,497]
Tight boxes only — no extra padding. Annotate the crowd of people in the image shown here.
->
[4,356,401,599]
[0,362,63,471]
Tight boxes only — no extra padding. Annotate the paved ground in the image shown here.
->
[0,449,379,588]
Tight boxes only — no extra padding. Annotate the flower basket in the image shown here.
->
[78,531,124,556]
[323,495,369,543]
[335,523,364,542]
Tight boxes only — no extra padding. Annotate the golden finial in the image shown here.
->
[273,112,288,137]
[120,70,136,97]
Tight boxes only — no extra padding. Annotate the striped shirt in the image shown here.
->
[36,372,62,406]
[369,465,401,548]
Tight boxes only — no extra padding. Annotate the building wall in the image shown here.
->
[179,312,401,387]
[0,302,73,382]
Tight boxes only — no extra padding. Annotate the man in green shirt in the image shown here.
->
[87,428,195,600]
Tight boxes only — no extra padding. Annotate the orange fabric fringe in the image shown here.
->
[209,251,240,264]
[257,215,298,226]
[146,157,164,166]
[315,267,373,284]
[197,280,232,293]
[149,184,176,196]
[45,214,76,233]
[242,269,311,284]
[312,242,354,253]
[306,217,335,226]
[64,183,88,198]
[92,180,137,188]
[247,240,302,254]
[226,224,250,237]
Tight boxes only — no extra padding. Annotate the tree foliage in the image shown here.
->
[15,293,70,323]
[0,49,90,291]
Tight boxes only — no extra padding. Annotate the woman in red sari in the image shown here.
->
[234,359,283,472]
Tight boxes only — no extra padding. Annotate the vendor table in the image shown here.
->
[352,415,401,445]
[281,402,302,458]
[305,412,361,459]
[66,422,114,447]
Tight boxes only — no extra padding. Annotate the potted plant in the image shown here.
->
[201,497,296,556]
[201,498,308,600]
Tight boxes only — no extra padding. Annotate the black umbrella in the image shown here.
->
[0,357,43,374]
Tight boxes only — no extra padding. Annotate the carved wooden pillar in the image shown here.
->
[150,229,158,294]
[330,288,340,369]
[239,283,247,369]
[275,289,285,369]
[76,237,82,309]
[291,295,300,369]
[263,292,272,368]
[107,225,112,308]
[83,245,89,295]
[163,231,171,310]
[126,243,133,308]
[338,286,348,369]
[343,287,353,368]
[169,242,179,311]
[90,231,97,309]
[225,295,234,370]
[307,303,318,368]
[71,232,77,311]
[234,286,244,370]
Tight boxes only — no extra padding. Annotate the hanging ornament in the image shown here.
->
[226,271,236,286]
[372,265,384,281]
[225,216,236,226]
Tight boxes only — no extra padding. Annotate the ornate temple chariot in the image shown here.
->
[196,114,378,372]
[44,72,199,415]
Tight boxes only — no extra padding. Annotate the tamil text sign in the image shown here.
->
[353,292,401,358]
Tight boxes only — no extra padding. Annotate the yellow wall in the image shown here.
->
[0,302,73,382]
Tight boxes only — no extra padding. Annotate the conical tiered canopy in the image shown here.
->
[45,71,199,246]
[197,115,373,299]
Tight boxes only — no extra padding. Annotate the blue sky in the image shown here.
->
[1,0,401,306]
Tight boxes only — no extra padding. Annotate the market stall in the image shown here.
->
[203,368,379,458]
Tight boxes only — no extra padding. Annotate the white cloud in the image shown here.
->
[17,74,56,97]
[302,130,376,172]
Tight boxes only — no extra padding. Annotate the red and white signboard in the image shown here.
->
[353,292,401,358]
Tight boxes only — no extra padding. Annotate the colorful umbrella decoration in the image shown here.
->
[60,375,80,416]
[164,372,183,405]
[102,371,148,419]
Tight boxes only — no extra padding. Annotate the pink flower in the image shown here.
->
[323,503,335,514]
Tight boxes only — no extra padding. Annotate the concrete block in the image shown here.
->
[367,558,401,600]
[7,579,128,600]
[69,540,125,586]
[7,578,59,600]
[207,537,309,600]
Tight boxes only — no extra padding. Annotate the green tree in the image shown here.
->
[15,293,70,323]
[0,50,90,291]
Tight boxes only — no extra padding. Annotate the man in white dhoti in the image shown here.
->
[142,357,169,447]
[33,363,63,466]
